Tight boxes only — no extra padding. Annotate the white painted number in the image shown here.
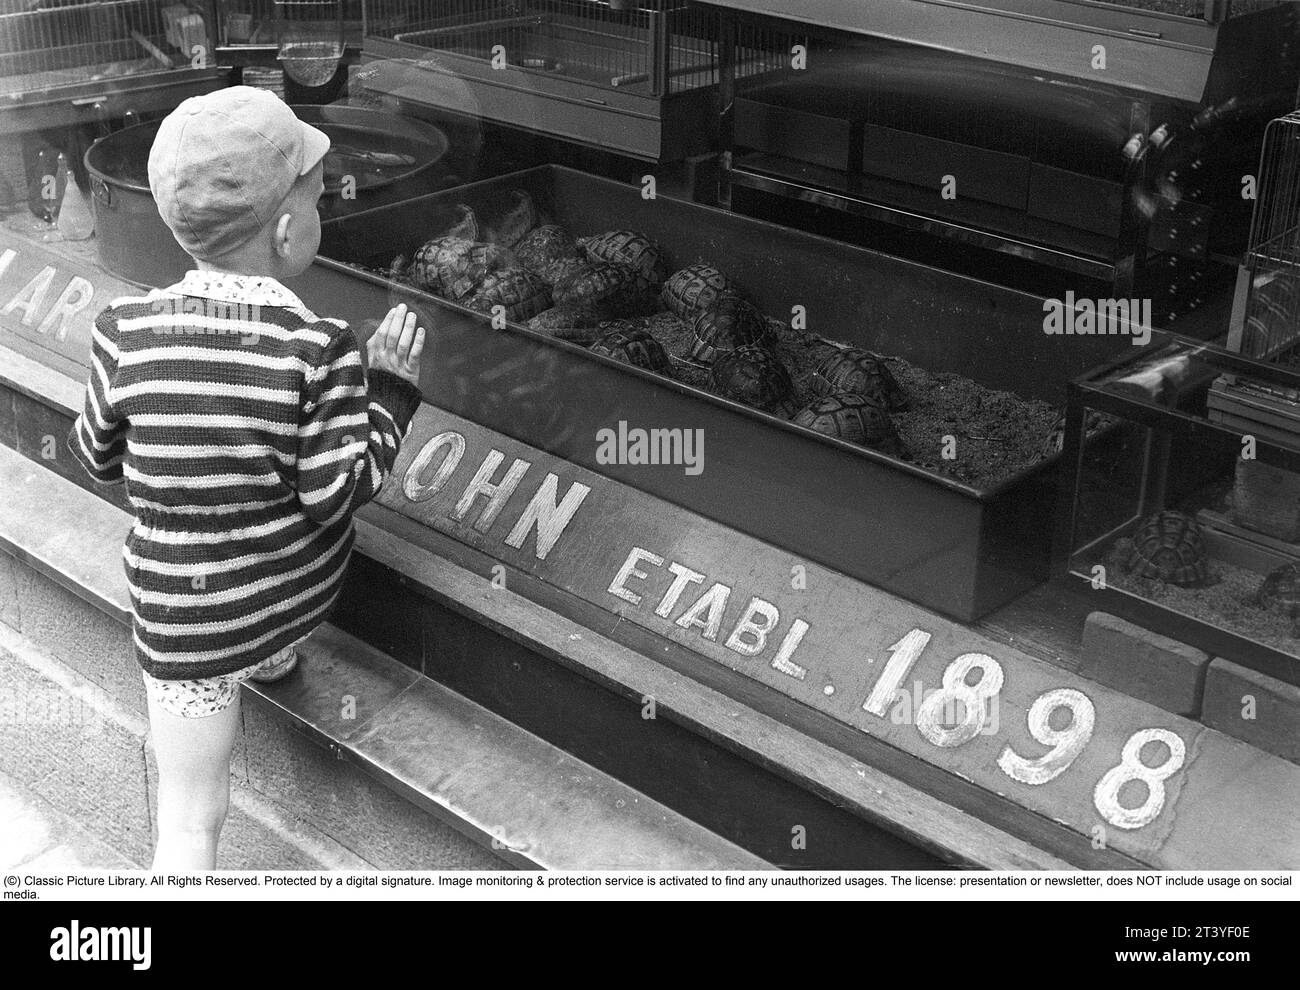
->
[1093,728,1186,830]
[998,688,1096,786]
[862,628,931,717]
[917,653,1004,748]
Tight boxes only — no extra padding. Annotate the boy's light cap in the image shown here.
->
[147,86,330,260]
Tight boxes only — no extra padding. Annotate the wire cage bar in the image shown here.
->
[215,0,365,48]
[1227,111,1300,360]
[0,0,211,98]
[363,0,735,97]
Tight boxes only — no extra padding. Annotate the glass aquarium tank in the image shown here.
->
[1060,328,1300,687]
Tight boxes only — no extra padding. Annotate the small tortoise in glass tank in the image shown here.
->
[527,306,604,344]
[1120,509,1208,587]
[689,296,771,363]
[662,263,735,319]
[710,345,798,416]
[1253,562,1300,634]
[811,348,909,411]
[579,230,670,287]
[515,225,581,280]
[792,392,906,457]
[552,260,655,319]
[407,237,511,300]
[466,268,552,323]
[484,189,538,248]
[588,325,673,375]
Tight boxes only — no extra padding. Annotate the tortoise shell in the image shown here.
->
[580,230,669,286]
[811,348,908,411]
[1256,562,1300,617]
[538,255,590,288]
[516,225,580,279]
[552,261,654,318]
[484,189,537,248]
[589,325,673,375]
[440,204,480,242]
[467,268,552,323]
[527,306,605,344]
[689,296,771,363]
[792,392,905,457]
[407,237,511,300]
[710,345,796,414]
[1125,510,1207,586]
[661,264,735,319]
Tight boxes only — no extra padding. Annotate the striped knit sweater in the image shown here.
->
[68,270,423,680]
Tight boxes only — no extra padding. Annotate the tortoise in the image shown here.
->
[579,230,669,287]
[552,261,655,319]
[466,268,552,323]
[689,296,772,363]
[710,345,797,415]
[1254,563,1300,635]
[1121,509,1207,587]
[406,237,511,299]
[440,204,480,241]
[588,325,673,375]
[527,307,606,344]
[792,392,906,457]
[515,225,580,279]
[811,348,908,411]
[484,189,537,248]
[661,264,735,319]
[538,255,590,288]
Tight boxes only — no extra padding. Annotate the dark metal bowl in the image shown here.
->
[83,106,450,285]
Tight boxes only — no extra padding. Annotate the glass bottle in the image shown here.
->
[57,155,95,241]
[26,146,66,238]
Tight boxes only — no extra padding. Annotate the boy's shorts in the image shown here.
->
[141,638,305,719]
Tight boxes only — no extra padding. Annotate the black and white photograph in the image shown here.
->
[0,0,1295,965]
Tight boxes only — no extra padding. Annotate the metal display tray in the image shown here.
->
[304,165,1136,622]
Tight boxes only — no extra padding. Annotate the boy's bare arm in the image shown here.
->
[68,309,129,486]
[295,304,426,525]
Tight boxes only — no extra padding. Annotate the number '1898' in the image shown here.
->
[859,629,1186,831]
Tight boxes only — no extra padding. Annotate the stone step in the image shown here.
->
[0,620,377,870]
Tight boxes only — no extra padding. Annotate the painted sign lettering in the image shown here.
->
[0,245,99,343]
[400,429,590,561]
[375,406,1300,868]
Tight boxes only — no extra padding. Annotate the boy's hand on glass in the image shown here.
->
[367,303,426,387]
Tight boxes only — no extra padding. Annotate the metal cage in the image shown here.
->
[0,0,211,97]
[363,0,724,95]
[0,0,224,136]
[1227,111,1300,360]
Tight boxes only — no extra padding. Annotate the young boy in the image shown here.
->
[68,87,427,870]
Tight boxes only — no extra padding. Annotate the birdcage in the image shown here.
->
[357,1,777,160]
[0,0,222,132]
[1224,111,1300,361]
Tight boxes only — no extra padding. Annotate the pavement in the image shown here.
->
[0,768,137,871]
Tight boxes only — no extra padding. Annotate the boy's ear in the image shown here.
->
[273,212,293,258]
